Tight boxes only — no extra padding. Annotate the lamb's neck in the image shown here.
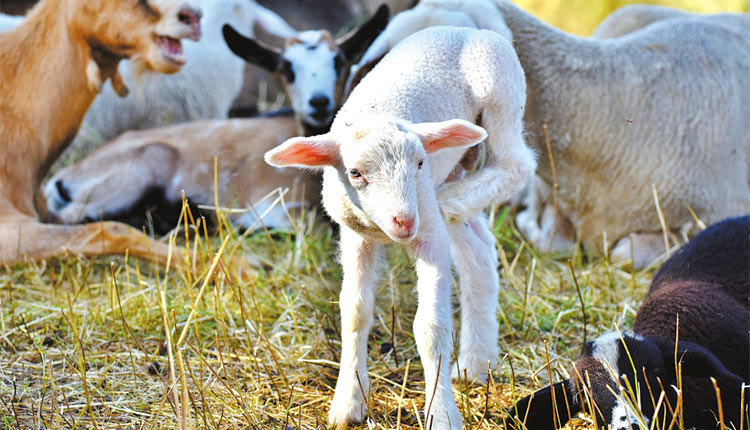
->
[0,1,108,184]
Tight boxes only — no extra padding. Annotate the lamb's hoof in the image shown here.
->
[328,396,365,429]
[425,409,464,430]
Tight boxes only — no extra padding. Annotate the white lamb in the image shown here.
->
[70,0,296,149]
[265,26,535,429]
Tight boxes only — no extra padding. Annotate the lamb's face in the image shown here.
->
[573,332,665,430]
[339,122,427,242]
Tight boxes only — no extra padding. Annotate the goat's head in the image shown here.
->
[509,331,744,430]
[264,118,485,242]
[222,4,389,133]
[69,0,202,74]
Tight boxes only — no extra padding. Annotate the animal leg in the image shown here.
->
[515,184,575,253]
[447,212,499,383]
[410,219,463,429]
[329,226,382,428]
[610,233,669,269]
[0,218,181,267]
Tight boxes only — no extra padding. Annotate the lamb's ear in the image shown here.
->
[265,136,340,169]
[651,337,744,384]
[411,119,488,154]
[337,4,390,61]
[507,381,580,430]
[222,24,281,72]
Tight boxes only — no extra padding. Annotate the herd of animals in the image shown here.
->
[0,0,747,429]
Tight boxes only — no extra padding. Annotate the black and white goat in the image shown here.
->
[510,215,749,430]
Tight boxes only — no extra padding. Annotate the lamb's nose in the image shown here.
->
[393,215,415,236]
[178,6,202,40]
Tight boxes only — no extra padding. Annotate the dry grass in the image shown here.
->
[0,201,663,430]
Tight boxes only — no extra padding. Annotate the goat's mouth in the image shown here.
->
[156,35,186,65]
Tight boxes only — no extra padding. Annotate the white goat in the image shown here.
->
[347,0,512,92]
[265,26,535,429]
[363,0,750,268]
[222,4,389,135]
[66,0,296,150]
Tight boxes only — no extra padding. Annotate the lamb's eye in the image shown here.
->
[349,169,361,178]
[417,159,424,170]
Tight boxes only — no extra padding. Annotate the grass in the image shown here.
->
[0,200,664,429]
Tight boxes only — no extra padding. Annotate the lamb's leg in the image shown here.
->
[410,217,463,429]
[329,226,381,428]
[610,233,668,269]
[446,212,500,383]
[438,123,536,224]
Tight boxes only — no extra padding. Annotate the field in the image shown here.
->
[2,0,747,428]
[0,203,665,429]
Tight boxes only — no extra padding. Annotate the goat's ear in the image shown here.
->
[411,119,488,154]
[507,381,580,430]
[222,24,281,72]
[265,136,340,169]
[337,4,390,61]
[651,337,744,384]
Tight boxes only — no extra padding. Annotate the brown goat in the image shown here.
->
[45,114,321,236]
[0,0,202,266]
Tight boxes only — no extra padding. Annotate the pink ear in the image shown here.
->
[265,135,339,168]
[411,119,488,154]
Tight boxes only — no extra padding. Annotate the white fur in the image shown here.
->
[0,13,22,32]
[347,0,512,93]
[266,26,534,429]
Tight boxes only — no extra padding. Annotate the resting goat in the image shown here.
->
[265,26,534,429]
[511,215,750,430]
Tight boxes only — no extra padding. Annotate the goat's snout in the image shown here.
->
[309,94,332,121]
[48,179,72,211]
[177,6,202,41]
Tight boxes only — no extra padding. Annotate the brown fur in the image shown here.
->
[0,0,210,269]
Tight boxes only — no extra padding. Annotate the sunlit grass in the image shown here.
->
[0,198,664,429]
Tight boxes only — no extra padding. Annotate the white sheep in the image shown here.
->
[511,215,749,430]
[66,0,297,151]
[492,1,750,268]
[346,0,512,93]
[591,4,749,39]
[265,26,535,429]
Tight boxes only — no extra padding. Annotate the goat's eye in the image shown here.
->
[280,59,295,83]
[349,169,361,178]
[417,159,424,170]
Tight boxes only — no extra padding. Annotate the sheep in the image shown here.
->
[264,26,535,429]
[352,0,750,269]
[510,215,750,430]
[346,0,512,93]
[222,4,390,136]
[44,113,321,236]
[0,0,204,267]
[591,4,749,39]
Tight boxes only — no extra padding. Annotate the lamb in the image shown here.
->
[264,26,535,429]
[222,4,390,136]
[44,113,320,235]
[0,0,204,267]
[510,215,750,430]
[352,0,750,269]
